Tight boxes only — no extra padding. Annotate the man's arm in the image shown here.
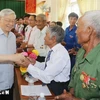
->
[0,54,26,65]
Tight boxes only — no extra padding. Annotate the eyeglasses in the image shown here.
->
[2,18,15,23]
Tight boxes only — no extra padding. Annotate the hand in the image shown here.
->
[68,48,77,55]
[20,42,28,49]
[26,44,34,52]
[27,47,34,52]
[69,88,74,96]
[27,57,36,65]
[20,57,36,67]
[12,53,26,65]
[54,89,73,100]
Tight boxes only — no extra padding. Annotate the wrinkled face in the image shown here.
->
[76,17,93,45]
[44,32,51,46]
[69,17,78,26]
[28,16,36,27]
[44,30,56,48]
[0,14,16,34]
[36,16,46,30]
[44,31,53,46]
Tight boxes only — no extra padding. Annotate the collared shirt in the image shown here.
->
[0,28,16,91]
[69,44,100,100]
[64,25,80,50]
[27,43,71,83]
[18,24,24,34]
[28,26,39,45]
[24,25,32,42]
[31,26,48,57]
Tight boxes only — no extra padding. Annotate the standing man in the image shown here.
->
[64,12,80,70]
[0,8,17,100]
[21,25,71,95]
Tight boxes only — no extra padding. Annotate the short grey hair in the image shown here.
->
[82,10,100,38]
[36,14,46,20]
[47,25,64,43]
[0,8,16,18]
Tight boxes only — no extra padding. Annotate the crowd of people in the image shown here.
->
[0,8,100,100]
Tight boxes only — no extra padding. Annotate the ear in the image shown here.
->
[86,27,96,54]
[51,36,56,42]
[87,26,96,39]
[87,26,93,34]
[87,26,96,37]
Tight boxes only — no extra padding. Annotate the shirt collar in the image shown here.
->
[50,43,62,52]
[0,28,12,37]
[85,43,100,64]
[0,28,4,35]
[41,26,48,33]
[68,25,77,31]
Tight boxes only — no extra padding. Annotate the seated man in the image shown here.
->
[54,10,100,100]
[21,25,71,95]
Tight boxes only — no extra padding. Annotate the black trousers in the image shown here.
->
[37,56,45,62]
[70,54,76,70]
[47,80,70,95]
[0,86,13,100]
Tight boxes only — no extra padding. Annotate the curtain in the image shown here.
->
[58,0,70,21]
[57,0,70,29]
[77,0,97,15]
[0,0,25,18]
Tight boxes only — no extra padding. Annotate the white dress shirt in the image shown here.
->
[31,26,48,57]
[18,24,24,34]
[28,26,38,45]
[27,43,71,83]
[24,25,32,42]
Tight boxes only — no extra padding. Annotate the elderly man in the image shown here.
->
[21,14,48,62]
[21,25,71,95]
[31,14,48,62]
[54,10,100,100]
[0,8,26,100]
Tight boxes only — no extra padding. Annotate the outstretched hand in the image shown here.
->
[19,56,36,67]
[12,53,26,65]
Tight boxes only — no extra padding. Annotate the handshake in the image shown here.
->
[20,50,39,75]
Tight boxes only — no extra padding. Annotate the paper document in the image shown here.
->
[21,85,51,96]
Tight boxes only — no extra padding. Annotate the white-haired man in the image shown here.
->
[54,10,100,100]
[31,14,48,62]
[21,25,71,95]
[0,8,25,100]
